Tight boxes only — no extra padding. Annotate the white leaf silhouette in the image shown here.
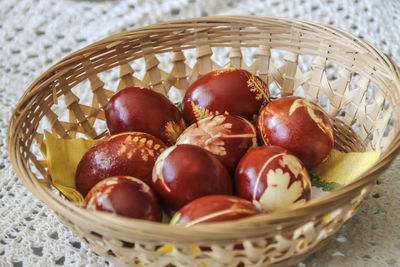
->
[255,154,309,212]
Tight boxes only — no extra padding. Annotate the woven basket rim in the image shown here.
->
[7,15,400,241]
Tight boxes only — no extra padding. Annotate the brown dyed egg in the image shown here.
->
[235,145,311,212]
[182,69,269,124]
[152,144,232,212]
[76,132,167,196]
[170,195,259,226]
[176,115,257,173]
[257,96,334,168]
[85,176,161,221]
[105,86,186,145]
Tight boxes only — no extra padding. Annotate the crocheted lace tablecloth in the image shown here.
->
[1,0,399,266]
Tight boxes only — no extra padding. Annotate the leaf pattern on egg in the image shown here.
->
[289,98,334,142]
[190,101,230,122]
[178,116,232,156]
[178,115,258,157]
[255,154,309,212]
[191,102,214,121]
[108,133,166,163]
[245,72,269,105]
[164,118,186,145]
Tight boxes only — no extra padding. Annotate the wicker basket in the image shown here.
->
[7,16,400,266]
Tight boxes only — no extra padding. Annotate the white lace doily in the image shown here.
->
[1,0,399,266]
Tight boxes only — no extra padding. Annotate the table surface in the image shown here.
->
[1,0,400,266]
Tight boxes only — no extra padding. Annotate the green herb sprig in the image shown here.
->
[309,173,341,192]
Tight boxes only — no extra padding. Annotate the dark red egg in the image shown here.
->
[105,86,186,145]
[170,195,259,226]
[257,96,334,168]
[76,132,167,196]
[182,69,269,124]
[176,115,257,173]
[85,176,161,221]
[235,145,311,212]
[152,144,232,212]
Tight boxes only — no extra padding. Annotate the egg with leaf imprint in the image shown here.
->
[176,115,257,173]
[105,86,186,145]
[182,69,270,124]
[75,132,167,197]
[257,96,334,169]
[235,145,311,212]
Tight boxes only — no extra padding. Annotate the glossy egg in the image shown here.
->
[176,115,257,173]
[170,195,259,226]
[257,96,334,168]
[105,86,186,145]
[85,176,161,221]
[235,145,311,212]
[182,69,269,124]
[152,144,232,212]
[76,132,167,196]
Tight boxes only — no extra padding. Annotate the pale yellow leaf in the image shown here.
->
[311,149,380,186]
[45,130,100,203]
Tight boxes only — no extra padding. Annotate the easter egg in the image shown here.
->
[182,69,269,124]
[176,115,257,173]
[257,96,334,168]
[105,86,186,145]
[76,132,167,196]
[152,144,232,212]
[170,195,258,226]
[85,176,161,221]
[235,145,311,212]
